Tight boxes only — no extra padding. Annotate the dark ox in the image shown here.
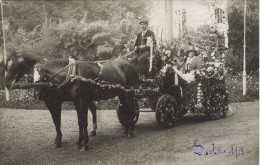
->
[5,53,140,151]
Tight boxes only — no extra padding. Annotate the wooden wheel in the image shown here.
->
[155,94,178,129]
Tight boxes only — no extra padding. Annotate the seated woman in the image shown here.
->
[175,48,203,74]
[173,48,204,83]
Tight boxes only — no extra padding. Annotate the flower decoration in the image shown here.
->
[193,63,229,119]
[161,62,230,119]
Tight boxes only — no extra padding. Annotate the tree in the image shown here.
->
[1,1,152,60]
[227,0,259,73]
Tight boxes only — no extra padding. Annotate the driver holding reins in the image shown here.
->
[130,19,157,78]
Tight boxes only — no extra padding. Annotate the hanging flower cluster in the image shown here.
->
[193,63,229,119]
[161,50,176,66]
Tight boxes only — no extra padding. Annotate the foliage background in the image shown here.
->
[0,0,258,109]
[226,0,259,74]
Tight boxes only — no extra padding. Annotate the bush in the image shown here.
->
[225,72,259,102]
[0,73,258,110]
[0,88,119,110]
[7,17,140,61]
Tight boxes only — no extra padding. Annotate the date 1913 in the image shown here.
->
[188,139,244,156]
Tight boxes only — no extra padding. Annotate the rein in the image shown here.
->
[118,50,135,59]
[48,64,72,81]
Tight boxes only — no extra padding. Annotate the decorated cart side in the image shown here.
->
[67,48,229,129]
[154,62,229,128]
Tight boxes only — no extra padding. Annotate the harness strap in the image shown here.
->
[48,64,70,81]
[35,58,106,88]
[35,58,77,88]
[95,62,104,81]
[57,58,76,88]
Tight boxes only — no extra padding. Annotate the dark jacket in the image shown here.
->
[135,30,157,50]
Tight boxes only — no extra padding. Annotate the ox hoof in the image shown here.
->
[74,142,82,150]
[55,143,62,148]
[80,146,91,151]
[75,145,82,150]
[128,132,134,139]
[123,130,128,137]
[55,141,62,148]
[90,131,96,136]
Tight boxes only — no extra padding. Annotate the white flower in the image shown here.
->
[165,50,171,55]
[206,66,214,72]
[162,56,166,61]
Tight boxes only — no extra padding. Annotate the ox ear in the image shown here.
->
[18,57,24,62]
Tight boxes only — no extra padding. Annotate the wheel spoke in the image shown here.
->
[156,94,178,129]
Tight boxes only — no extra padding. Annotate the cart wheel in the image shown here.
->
[117,100,139,126]
[155,94,178,129]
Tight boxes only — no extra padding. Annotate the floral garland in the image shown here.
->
[70,75,160,95]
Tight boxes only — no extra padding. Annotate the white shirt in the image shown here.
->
[142,29,147,37]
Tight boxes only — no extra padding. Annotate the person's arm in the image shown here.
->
[134,33,140,48]
[173,57,185,68]
[134,33,141,52]
[176,59,184,69]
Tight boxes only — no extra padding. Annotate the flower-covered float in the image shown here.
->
[156,49,229,129]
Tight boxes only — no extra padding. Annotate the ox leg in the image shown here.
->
[45,101,62,148]
[81,98,89,151]
[126,96,135,138]
[75,98,89,151]
[118,96,130,137]
[128,94,135,138]
[74,100,84,150]
[89,101,97,136]
[120,93,135,138]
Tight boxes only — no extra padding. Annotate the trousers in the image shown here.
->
[130,50,150,77]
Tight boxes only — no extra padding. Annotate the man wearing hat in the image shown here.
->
[130,19,157,77]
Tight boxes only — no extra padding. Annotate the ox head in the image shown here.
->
[5,54,38,89]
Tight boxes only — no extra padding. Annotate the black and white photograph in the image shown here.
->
[0,0,259,164]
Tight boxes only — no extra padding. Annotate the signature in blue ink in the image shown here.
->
[187,139,244,156]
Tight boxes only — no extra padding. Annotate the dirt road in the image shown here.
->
[0,101,258,165]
